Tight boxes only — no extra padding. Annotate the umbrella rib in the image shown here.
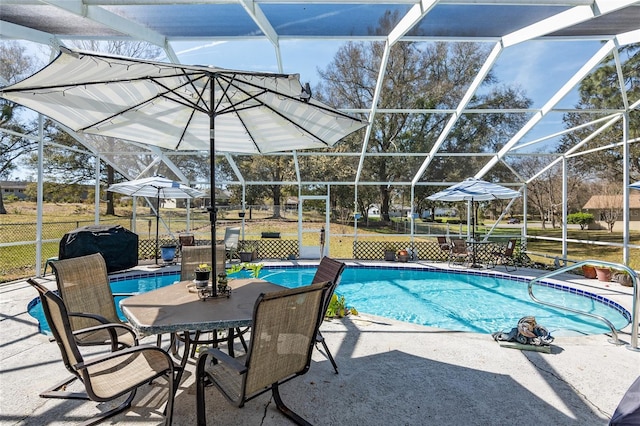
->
[216,73,364,122]
[69,74,209,133]
[215,74,335,148]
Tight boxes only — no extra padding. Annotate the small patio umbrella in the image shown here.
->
[427,178,521,267]
[108,176,205,265]
[0,48,366,283]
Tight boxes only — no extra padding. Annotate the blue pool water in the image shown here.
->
[29,266,630,336]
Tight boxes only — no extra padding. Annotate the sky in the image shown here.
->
[9,37,605,180]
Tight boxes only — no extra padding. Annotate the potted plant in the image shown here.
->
[594,265,612,282]
[612,270,633,287]
[581,264,597,279]
[194,263,211,287]
[397,249,410,262]
[217,272,228,293]
[384,246,396,261]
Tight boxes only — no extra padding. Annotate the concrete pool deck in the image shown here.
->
[1,261,638,425]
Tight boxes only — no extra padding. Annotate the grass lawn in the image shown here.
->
[1,201,638,282]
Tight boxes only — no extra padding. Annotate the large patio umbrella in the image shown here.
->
[427,178,521,267]
[108,176,205,265]
[1,48,366,285]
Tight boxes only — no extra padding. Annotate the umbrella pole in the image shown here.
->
[209,77,218,297]
[471,200,482,269]
[155,193,160,265]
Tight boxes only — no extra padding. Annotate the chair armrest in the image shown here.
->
[72,322,138,347]
[75,344,173,371]
[198,347,247,375]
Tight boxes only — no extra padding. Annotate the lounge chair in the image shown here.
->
[448,239,471,267]
[49,253,136,349]
[311,256,346,374]
[26,279,177,425]
[489,239,517,271]
[196,281,331,426]
[223,227,241,261]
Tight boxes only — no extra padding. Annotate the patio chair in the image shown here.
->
[311,256,346,374]
[196,281,331,426]
[178,245,247,357]
[437,236,450,251]
[489,239,517,272]
[178,232,195,256]
[49,253,136,349]
[180,245,226,281]
[223,227,241,260]
[437,236,451,261]
[448,239,471,268]
[26,279,177,426]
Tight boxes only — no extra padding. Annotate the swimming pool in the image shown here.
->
[28,265,630,336]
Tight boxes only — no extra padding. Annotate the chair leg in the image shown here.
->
[39,375,90,400]
[316,331,338,374]
[196,355,209,426]
[272,382,312,426]
[78,390,137,426]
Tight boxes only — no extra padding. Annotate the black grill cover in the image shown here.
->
[59,225,138,272]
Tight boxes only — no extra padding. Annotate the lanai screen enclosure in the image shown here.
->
[0,1,638,268]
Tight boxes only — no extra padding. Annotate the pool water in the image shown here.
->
[28,266,630,337]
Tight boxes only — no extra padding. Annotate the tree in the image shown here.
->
[0,41,37,214]
[221,155,296,218]
[589,182,623,233]
[567,212,594,230]
[316,11,531,221]
[558,44,640,182]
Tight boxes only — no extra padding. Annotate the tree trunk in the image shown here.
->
[380,185,391,222]
[0,183,6,214]
[106,165,115,215]
[271,186,282,218]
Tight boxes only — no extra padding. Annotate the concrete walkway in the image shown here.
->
[1,264,638,426]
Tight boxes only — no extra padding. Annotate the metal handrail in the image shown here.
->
[527,260,639,351]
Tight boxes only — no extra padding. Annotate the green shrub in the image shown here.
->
[567,212,594,230]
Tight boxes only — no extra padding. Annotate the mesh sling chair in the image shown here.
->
[177,245,248,357]
[437,236,451,262]
[50,253,136,349]
[489,238,518,272]
[311,256,346,374]
[196,281,330,426]
[223,226,241,261]
[27,279,177,426]
[449,239,471,267]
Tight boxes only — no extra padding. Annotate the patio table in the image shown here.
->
[120,278,285,381]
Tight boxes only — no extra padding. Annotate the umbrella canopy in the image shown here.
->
[108,176,205,264]
[631,181,640,190]
[428,178,521,268]
[1,48,366,282]
[427,178,521,202]
[0,48,366,154]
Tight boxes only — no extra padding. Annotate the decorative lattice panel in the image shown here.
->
[240,239,299,260]
[353,240,505,263]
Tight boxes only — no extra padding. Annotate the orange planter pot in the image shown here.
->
[582,265,597,279]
